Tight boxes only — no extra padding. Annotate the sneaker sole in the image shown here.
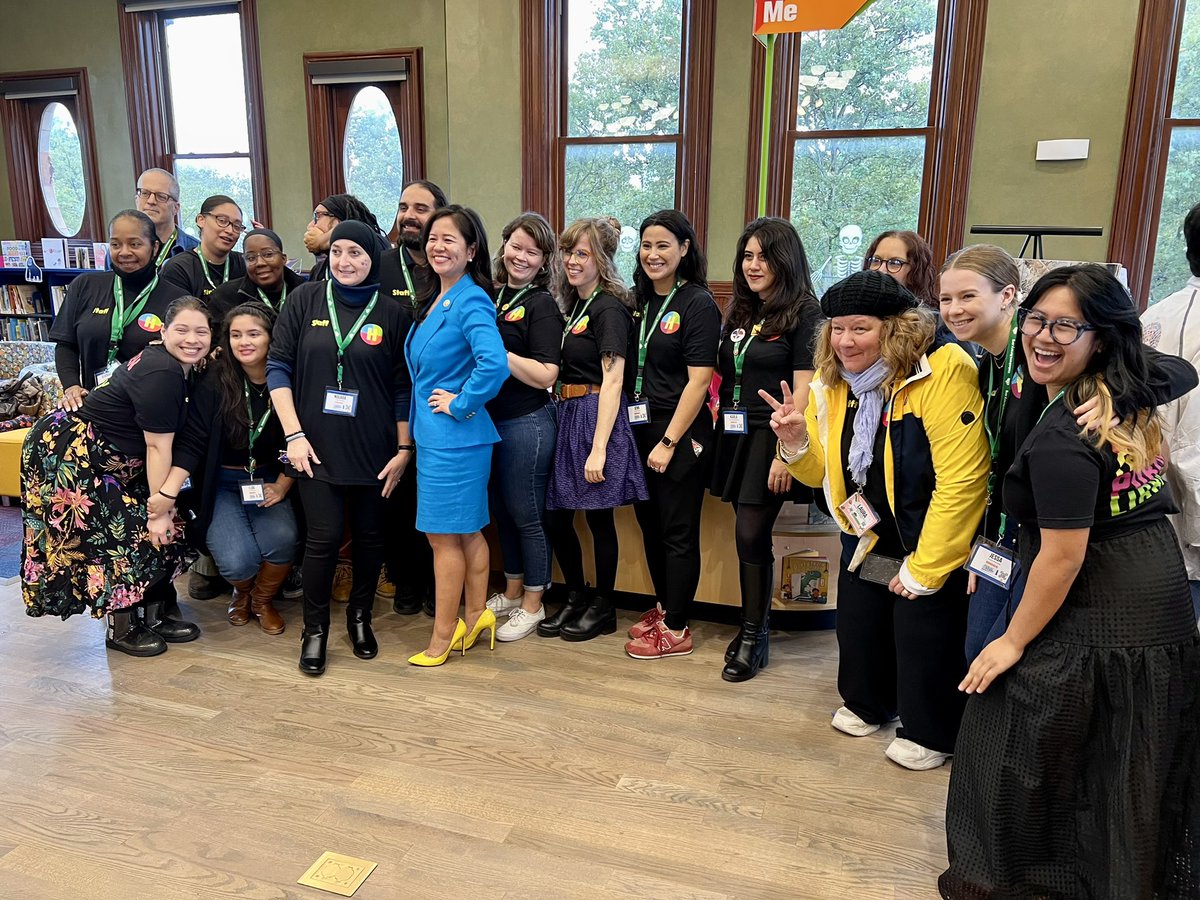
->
[625,647,693,659]
[497,627,539,642]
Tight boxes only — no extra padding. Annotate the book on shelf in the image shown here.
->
[1,240,32,269]
[41,238,66,269]
[50,285,66,316]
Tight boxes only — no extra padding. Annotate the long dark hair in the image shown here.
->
[863,230,937,309]
[632,210,707,308]
[417,205,493,316]
[727,217,817,337]
[320,193,387,239]
[215,301,275,448]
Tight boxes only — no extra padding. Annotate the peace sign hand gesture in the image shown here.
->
[758,380,808,452]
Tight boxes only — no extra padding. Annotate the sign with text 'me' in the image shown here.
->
[753,0,875,37]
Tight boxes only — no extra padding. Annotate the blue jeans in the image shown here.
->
[489,403,556,592]
[964,531,1028,663]
[1191,580,1200,623]
[206,468,299,582]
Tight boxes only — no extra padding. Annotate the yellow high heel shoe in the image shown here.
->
[408,618,467,667]
[451,609,497,653]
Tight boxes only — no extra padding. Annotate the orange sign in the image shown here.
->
[753,0,874,35]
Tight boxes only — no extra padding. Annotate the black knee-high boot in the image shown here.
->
[722,562,772,682]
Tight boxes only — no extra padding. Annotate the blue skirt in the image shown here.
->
[416,443,493,534]
[546,392,648,510]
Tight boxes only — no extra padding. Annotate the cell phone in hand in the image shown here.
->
[859,553,902,586]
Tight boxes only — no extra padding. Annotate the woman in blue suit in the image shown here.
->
[406,205,509,666]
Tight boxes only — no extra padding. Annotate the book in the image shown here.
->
[50,285,67,316]
[91,243,109,270]
[2,240,31,269]
[41,238,66,269]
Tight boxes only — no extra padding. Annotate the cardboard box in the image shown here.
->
[781,550,829,605]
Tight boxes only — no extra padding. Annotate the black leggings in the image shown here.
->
[384,463,433,596]
[550,507,619,594]
[634,462,707,630]
[297,479,386,630]
[731,497,785,566]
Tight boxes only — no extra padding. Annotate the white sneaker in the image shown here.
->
[497,606,544,642]
[885,737,950,771]
[486,591,524,614]
[831,706,881,737]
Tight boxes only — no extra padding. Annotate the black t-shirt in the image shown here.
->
[716,299,823,428]
[50,271,177,390]
[268,281,409,485]
[206,267,306,333]
[216,380,284,475]
[981,355,1047,540]
[78,343,189,458]
[487,285,563,421]
[840,394,905,557]
[559,291,632,386]
[629,282,720,414]
[159,248,247,301]
[379,245,435,318]
[1004,401,1175,541]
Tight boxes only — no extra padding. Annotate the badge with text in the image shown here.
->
[965,536,1017,588]
[239,479,266,505]
[94,361,119,387]
[323,386,360,417]
[138,313,163,332]
[627,400,650,425]
[838,491,881,537]
[722,408,748,434]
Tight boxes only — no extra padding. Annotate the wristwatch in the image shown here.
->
[660,435,676,448]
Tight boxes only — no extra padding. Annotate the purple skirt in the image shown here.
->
[546,392,648,511]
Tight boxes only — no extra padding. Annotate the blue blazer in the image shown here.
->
[405,275,509,449]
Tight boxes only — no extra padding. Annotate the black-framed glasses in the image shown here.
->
[135,187,177,204]
[1017,308,1096,345]
[205,213,246,234]
[312,210,337,224]
[244,249,282,264]
[865,256,907,274]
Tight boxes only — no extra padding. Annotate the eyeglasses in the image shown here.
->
[205,213,246,234]
[135,187,177,204]
[866,256,908,274]
[244,249,282,264]
[560,248,592,263]
[1017,308,1096,345]
[312,211,337,224]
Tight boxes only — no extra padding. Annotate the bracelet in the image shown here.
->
[285,431,306,443]
[158,489,178,501]
[397,443,416,452]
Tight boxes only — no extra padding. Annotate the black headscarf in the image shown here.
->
[328,220,382,289]
[243,227,284,251]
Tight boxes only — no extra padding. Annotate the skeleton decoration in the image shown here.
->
[816,224,863,293]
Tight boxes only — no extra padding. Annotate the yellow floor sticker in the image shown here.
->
[297,852,378,896]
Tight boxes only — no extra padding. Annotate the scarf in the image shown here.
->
[841,357,892,487]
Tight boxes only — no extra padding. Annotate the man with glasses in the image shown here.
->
[135,168,199,266]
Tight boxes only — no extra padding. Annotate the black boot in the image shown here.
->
[392,581,424,616]
[105,607,167,657]
[537,588,588,637]
[422,583,436,618]
[560,592,617,642]
[347,608,378,659]
[724,628,745,664]
[722,562,773,683]
[299,626,328,676]
[143,588,202,643]
[189,569,230,601]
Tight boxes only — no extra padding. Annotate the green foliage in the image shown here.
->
[45,108,86,237]
[176,160,255,240]
[343,87,404,230]
[1172,0,1199,119]
[1148,127,1199,305]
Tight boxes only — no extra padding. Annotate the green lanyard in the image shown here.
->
[730,320,764,408]
[256,282,286,312]
[561,286,601,346]
[195,247,229,291]
[497,284,532,315]
[325,280,379,390]
[633,280,682,399]
[398,250,418,310]
[154,231,177,268]
[108,274,160,363]
[243,380,273,478]
[983,314,1020,507]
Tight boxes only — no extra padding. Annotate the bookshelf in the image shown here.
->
[0,267,84,341]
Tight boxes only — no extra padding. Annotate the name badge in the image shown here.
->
[627,400,649,425]
[965,537,1016,588]
[94,362,119,387]
[239,479,266,505]
[838,491,880,537]
[323,386,359,417]
[723,409,748,434]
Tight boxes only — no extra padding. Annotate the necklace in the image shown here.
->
[248,380,268,398]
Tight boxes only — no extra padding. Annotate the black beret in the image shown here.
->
[820,269,919,319]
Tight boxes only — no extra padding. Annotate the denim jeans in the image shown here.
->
[489,403,556,592]
[964,531,1028,662]
[206,468,299,582]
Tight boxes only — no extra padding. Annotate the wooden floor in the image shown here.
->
[0,578,951,899]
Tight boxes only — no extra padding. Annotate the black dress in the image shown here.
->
[941,401,1200,898]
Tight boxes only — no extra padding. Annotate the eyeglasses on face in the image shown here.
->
[866,256,908,274]
[560,248,592,263]
[1016,308,1096,345]
[135,187,177,204]
[244,249,282,264]
[205,213,246,234]
[312,210,337,224]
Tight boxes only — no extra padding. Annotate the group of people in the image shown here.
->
[17,166,1200,896]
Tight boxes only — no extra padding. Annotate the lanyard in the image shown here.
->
[633,280,682,399]
[108,274,159,363]
[983,314,1020,506]
[195,248,229,291]
[561,286,601,347]
[996,387,1065,537]
[325,280,379,389]
[497,284,532,315]
[398,250,418,309]
[243,379,273,478]
[730,320,764,408]
[257,282,287,312]
[155,231,177,268]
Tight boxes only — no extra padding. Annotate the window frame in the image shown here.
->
[117,0,271,226]
[744,0,988,268]
[520,0,716,239]
[0,67,104,241]
[1110,0,1193,308]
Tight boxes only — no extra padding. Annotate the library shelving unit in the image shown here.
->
[0,267,86,341]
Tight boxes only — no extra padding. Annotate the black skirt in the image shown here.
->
[709,425,811,506]
[941,519,1200,899]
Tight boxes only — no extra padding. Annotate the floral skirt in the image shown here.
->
[21,411,187,620]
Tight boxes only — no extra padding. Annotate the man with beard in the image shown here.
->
[378,180,447,615]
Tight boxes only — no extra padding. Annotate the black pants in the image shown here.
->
[298,479,386,629]
[836,560,969,753]
[550,507,618,594]
[634,463,707,630]
[384,463,433,598]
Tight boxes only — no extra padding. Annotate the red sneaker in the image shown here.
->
[625,623,693,659]
[628,602,665,639]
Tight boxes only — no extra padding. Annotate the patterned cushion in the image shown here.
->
[0,341,55,380]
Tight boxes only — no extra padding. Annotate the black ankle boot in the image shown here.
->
[537,589,588,637]
[724,627,744,664]
[299,626,328,676]
[189,569,230,601]
[143,596,201,643]
[392,585,423,616]
[105,607,167,657]
[347,608,378,659]
[561,593,616,642]
[722,562,773,683]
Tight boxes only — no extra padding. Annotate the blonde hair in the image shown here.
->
[941,243,1020,295]
[556,216,631,310]
[1067,375,1163,471]
[813,306,938,386]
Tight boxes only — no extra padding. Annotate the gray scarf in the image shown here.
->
[840,357,892,487]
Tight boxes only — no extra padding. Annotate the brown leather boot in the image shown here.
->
[250,561,289,635]
[228,577,255,626]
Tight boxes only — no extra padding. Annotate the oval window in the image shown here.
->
[342,87,403,231]
[37,103,86,237]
